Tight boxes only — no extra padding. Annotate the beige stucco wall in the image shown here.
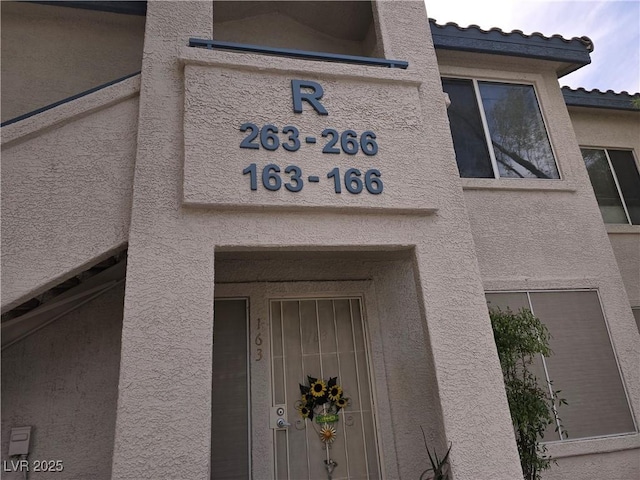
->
[544,442,640,480]
[1,284,124,480]
[112,2,523,478]
[1,77,139,312]
[0,2,144,122]
[607,228,640,307]
[4,1,636,478]
[568,106,640,307]
[214,13,370,56]
[437,51,640,477]
[213,1,380,57]
[569,107,640,151]
[182,52,429,211]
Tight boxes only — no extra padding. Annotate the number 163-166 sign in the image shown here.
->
[240,80,383,195]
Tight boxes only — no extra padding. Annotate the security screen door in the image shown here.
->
[269,297,380,480]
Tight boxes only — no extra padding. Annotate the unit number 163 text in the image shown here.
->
[242,163,383,194]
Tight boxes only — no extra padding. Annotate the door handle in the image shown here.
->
[276,418,291,428]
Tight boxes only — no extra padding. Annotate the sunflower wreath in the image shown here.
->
[296,375,350,422]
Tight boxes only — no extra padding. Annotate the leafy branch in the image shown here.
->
[489,307,567,480]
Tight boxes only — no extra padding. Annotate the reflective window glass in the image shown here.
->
[582,148,628,223]
[582,148,640,225]
[442,78,560,180]
[479,82,559,179]
[609,150,640,224]
[486,291,636,441]
[442,78,494,178]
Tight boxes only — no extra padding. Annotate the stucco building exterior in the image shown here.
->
[1,1,639,479]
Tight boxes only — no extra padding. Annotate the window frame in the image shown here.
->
[580,146,640,225]
[443,75,562,180]
[485,288,638,444]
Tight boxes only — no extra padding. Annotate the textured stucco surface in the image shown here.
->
[544,447,640,480]
[3,1,637,478]
[607,230,640,307]
[111,3,216,479]
[214,12,371,56]
[439,56,640,471]
[1,87,138,312]
[212,0,377,53]
[183,54,428,212]
[569,107,640,151]
[1,1,144,122]
[114,1,523,478]
[568,106,640,307]
[1,284,124,480]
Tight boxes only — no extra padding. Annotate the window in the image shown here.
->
[486,291,636,441]
[581,148,640,225]
[211,299,249,479]
[442,78,559,179]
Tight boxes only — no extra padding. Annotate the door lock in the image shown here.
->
[271,404,290,429]
[276,418,291,428]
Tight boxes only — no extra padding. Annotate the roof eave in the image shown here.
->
[562,87,640,112]
[430,20,592,77]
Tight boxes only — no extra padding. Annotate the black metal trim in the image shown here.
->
[1,71,141,128]
[1,250,127,322]
[24,1,147,16]
[188,39,409,70]
[562,87,640,111]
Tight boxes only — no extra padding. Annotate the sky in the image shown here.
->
[424,0,640,93]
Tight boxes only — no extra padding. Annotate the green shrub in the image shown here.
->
[489,307,566,480]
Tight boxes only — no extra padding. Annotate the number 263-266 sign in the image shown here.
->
[240,80,383,195]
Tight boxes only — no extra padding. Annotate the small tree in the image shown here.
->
[489,308,566,480]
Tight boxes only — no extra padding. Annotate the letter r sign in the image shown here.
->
[291,79,328,115]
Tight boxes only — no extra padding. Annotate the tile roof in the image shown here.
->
[562,87,640,111]
[429,19,593,76]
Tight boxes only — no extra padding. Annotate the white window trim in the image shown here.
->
[485,288,638,444]
[471,79,501,179]
[443,75,562,180]
[581,146,640,225]
[604,149,633,224]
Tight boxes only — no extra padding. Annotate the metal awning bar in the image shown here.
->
[1,280,123,350]
[188,38,409,70]
[1,71,141,128]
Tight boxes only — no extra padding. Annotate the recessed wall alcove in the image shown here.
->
[213,1,382,57]
[212,248,447,478]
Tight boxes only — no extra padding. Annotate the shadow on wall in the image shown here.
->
[1,284,125,480]
[213,1,382,58]
[0,2,145,122]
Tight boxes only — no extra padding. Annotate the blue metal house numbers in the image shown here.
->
[240,80,383,195]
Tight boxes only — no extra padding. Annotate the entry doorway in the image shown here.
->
[212,282,384,480]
